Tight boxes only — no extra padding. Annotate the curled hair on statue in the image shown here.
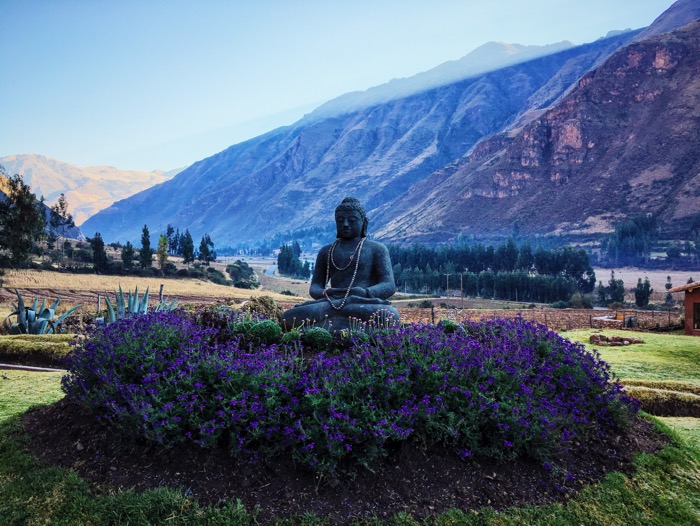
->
[335,197,368,237]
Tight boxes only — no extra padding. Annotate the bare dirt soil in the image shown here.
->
[21,399,667,525]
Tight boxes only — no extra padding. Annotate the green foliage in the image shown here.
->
[139,224,153,268]
[280,329,302,345]
[226,260,259,289]
[301,326,333,352]
[248,320,282,345]
[0,334,73,367]
[604,215,658,266]
[277,242,311,279]
[2,290,81,335]
[438,319,464,334]
[597,270,626,306]
[0,172,46,267]
[90,232,109,273]
[389,240,596,297]
[157,234,169,270]
[197,233,216,265]
[206,267,229,286]
[181,229,195,265]
[121,241,135,271]
[48,193,74,264]
[634,276,653,308]
[241,295,282,320]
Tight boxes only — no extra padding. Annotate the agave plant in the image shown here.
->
[97,285,178,324]
[3,289,81,335]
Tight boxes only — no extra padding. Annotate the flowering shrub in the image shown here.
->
[62,313,638,477]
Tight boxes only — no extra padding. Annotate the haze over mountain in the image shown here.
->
[305,40,575,121]
[81,0,699,247]
[0,155,182,225]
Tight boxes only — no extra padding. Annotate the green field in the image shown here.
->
[567,328,700,386]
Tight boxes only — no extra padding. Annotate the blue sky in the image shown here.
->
[0,0,677,171]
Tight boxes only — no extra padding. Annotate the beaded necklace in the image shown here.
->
[329,237,363,271]
[324,237,366,311]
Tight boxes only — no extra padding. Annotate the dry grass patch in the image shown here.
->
[1,269,294,303]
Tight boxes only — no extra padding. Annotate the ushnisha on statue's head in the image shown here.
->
[335,197,368,239]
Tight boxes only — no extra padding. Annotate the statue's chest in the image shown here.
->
[327,247,372,284]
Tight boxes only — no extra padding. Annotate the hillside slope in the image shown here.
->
[376,21,700,242]
[82,33,637,245]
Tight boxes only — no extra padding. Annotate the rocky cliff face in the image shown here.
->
[82,33,637,245]
[377,21,700,242]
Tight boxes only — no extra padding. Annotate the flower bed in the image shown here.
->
[62,311,639,477]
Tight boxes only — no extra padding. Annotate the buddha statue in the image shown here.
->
[280,197,400,332]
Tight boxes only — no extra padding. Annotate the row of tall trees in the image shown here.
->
[277,241,311,279]
[388,239,596,301]
[403,269,578,304]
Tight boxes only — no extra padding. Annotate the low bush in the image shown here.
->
[302,326,333,353]
[241,296,282,320]
[626,387,700,417]
[0,334,74,367]
[248,320,282,345]
[62,313,639,478]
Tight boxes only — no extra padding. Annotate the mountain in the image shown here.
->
[82,32,639,245]
[306,40,574,121]
[634,0,700,41]
[82,0,700,247]
[0,154,183,225]
[376,20,700,242]
[0,171,84,240]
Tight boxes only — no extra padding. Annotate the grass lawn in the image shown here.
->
[565,328,700,386]
[0,370,65,423]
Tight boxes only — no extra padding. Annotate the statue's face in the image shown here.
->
[335,210,363,240]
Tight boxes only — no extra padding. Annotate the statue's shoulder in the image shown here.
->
[364,239,390,254]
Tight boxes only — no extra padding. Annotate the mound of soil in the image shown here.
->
[21,399,667,524]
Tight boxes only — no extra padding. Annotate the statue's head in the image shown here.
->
[335,197,368,239]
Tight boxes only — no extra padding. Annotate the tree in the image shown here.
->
[197,234,215,266]
[90,232,109,273]
[181,229,195,266]
[49,193,74,263]
[157,234,169,271]
[665,276,674,305]
[121,241,135,271]
[139,225,153,268]
[634,277,652,308]
[0,172,46,267]
[169,227,180,255]
[607,271,626,304]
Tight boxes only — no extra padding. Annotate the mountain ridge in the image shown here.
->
[376,20,700,242]
[0,154,183,226]
[81,31,641,245]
